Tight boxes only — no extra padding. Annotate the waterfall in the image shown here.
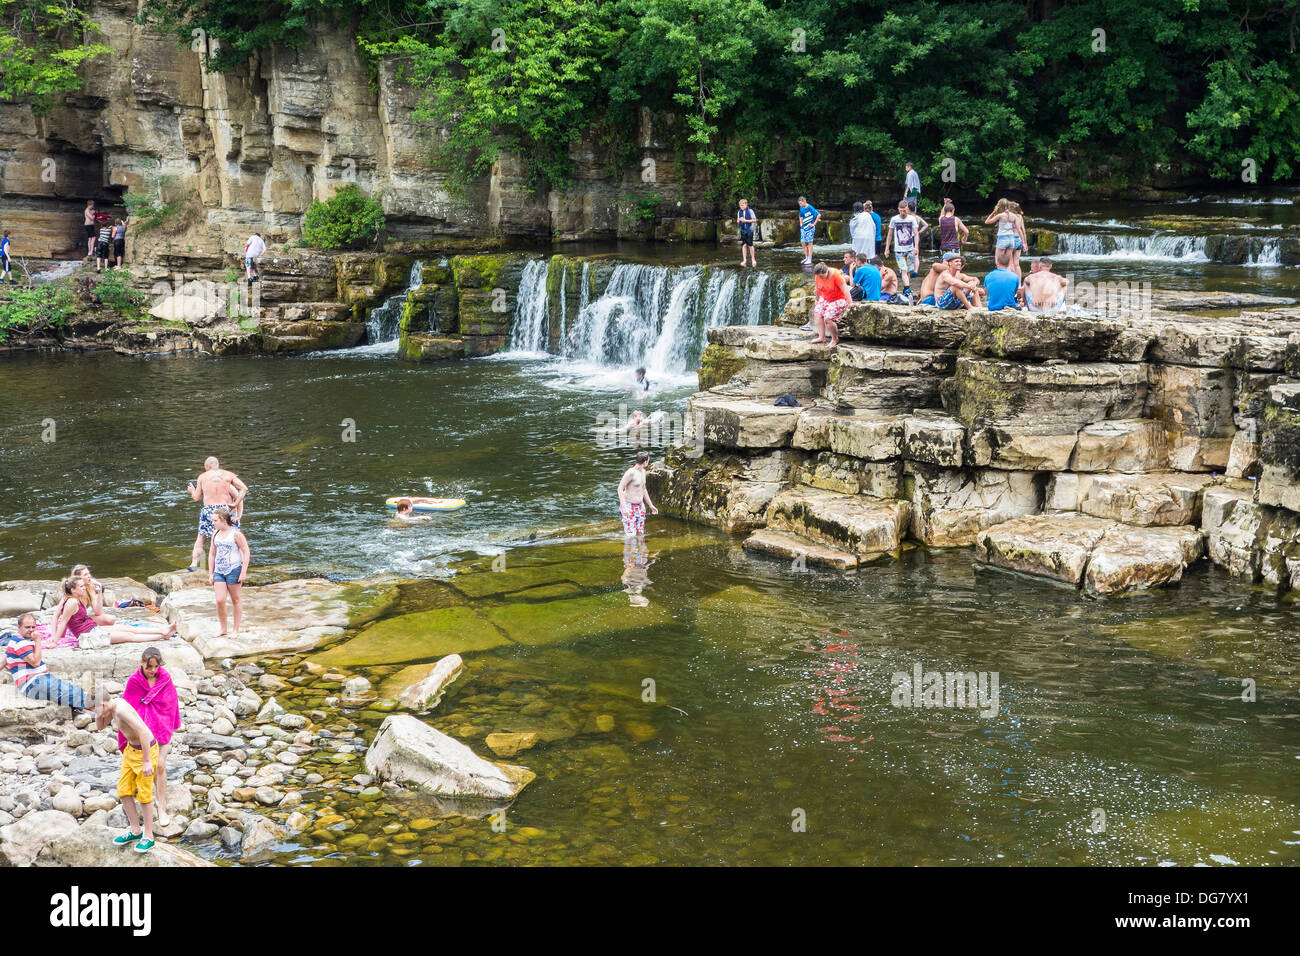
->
[365,261,424,343]
[1055,232,1208,261]
[509,258,550,352]
[506,258,785,375]
[1246,238,1282,266]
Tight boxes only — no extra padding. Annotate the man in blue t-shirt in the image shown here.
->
[983,250,1022,311]
[737,199,758,268]
[852,253,882,300]
[1,230,12,285]
[797,196,820,266]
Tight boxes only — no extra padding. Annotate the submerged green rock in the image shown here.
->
[311,605,507,668]
[485,592,672,645]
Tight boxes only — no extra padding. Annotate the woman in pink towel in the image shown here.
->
[120,646,182,826]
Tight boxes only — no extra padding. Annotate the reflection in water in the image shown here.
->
[621,538,656,607]
[807,629,871,745]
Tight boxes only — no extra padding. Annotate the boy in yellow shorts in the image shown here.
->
[94,696,158,853]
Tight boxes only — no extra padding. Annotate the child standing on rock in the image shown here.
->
[95,695,159,854]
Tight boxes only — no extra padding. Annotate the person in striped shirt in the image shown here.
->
[3,613,87,715]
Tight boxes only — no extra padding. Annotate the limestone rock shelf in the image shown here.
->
[649,299,1300,596]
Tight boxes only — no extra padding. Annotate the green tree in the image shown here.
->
[302,184,387,249]
[0,0,110,112]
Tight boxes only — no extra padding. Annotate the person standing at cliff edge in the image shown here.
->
[244,232,266,285]
[797,196,820,266]
[903,162,922,213]
[737,198,758,267]
[1,230,13,285]
[84,200,98,256]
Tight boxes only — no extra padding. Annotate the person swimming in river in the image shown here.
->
[391,498,431,522]
[618,409,666,446]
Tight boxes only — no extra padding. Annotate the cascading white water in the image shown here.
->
[1055,232,1208,261]
[508,258,785,375]
[508,258,551,352]
[366,260,424,343]
[1246,238,1282,266]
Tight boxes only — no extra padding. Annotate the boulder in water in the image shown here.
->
[365,714,534,801]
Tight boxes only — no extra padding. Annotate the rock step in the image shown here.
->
[1046,471,1218,526]
[766,487,912,556]
[742,528,860,569]
[974,513,1204,594]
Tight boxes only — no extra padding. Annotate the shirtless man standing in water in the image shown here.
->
[187,457,248,571]
[618,451,658,538]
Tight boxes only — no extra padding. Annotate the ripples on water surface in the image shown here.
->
[1,349,1297,865]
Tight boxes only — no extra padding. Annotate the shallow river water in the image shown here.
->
[1,350,1297,866]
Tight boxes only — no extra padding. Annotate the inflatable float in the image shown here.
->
[386,496,467,512]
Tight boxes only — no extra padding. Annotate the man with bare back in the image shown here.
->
[618,451,658,539]
[187,457,248,571]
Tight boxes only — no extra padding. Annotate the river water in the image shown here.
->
[0,198,1298,865]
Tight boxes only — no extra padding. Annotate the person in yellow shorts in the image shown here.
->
[94,696,159,854]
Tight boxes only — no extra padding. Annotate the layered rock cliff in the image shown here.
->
[650,293,1300,595]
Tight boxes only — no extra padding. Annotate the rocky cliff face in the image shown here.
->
[0,2,742,263]
[650,294,1300,595]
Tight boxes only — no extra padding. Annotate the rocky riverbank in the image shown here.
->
[651,290,1300,595]
[0,569,537,866]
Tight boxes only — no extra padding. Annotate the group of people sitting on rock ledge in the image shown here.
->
[802,200,1069,349]
[3,571,184,855]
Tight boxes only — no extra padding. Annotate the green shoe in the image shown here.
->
[133,838,156,854]
[113,831,142,846]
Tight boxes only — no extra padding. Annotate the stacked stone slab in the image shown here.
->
[649,299,1300,595]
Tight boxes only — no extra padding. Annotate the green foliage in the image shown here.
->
[0,0,111,112]
[124,175,184,232]
[0,281,75,340]
[93,269,147,314]
[134,0,1300,193]
[302,184,387,249]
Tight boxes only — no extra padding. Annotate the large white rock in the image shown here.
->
[365,714,535,801]
[2,809,80,866]
[765,487,911,555]
[162,578,355,660]
[975,514,1114,586]
[908,467,1043,547]
[34,823,215,867]
[0,590,43,617]
[44,641,204,682]
[969,427,1078,471]
[825,414,904,461]
[690,395,803,450]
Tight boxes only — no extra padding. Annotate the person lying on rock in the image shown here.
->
[3,613,88,716]
[95,695,158,854]
[50,576,176,649]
